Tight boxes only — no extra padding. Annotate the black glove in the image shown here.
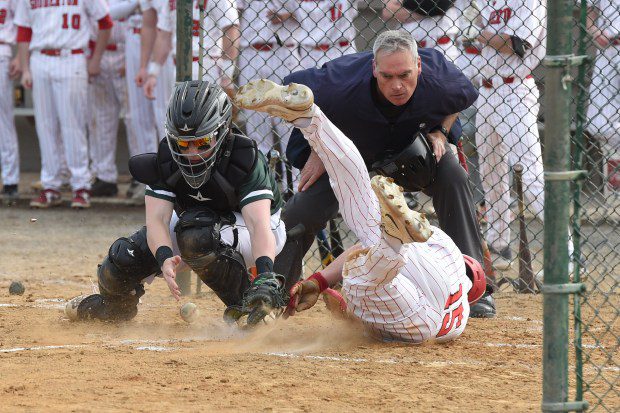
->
[242,272,289,326]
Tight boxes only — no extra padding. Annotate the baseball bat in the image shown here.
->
[329,218,344,258]
[316,229,335,268]
[513,164,535,293]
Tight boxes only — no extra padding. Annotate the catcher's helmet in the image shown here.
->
[165,81,233,188]
[371,131,437,192]
[463,255,486,304]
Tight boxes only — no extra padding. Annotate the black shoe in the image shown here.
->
[470,292,496,318]
[2,184,18,205]
[126,179,139,198]
[91,178,118,197]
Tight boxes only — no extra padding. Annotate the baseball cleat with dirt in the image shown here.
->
[234,79,314,122]
[371,175,433,243]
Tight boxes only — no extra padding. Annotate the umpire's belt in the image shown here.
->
[482,74,533,88]
[251,42,295,51]
[39,49,84,56]
[418,36,451,48]
[312,41,351,51]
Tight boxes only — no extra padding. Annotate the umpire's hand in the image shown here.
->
[299,149,326,192]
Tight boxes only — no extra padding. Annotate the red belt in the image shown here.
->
[88,40,118,51]
[251,42,295,51]
[40,49,84,56]
[173,56,200,65]
[418,36,451,48]
[482,74,533,88]
[313,40,350,51]
[132,28,141,34]
[465,46,481,55]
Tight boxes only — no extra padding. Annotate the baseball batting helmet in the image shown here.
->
[165,81,233,188]
[463,255,486,304]
[371,131,437,192]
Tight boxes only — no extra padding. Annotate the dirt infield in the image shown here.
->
[0,206,614,412]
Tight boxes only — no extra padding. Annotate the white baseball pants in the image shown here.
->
[0,57,19,186]
[31,52,91,191]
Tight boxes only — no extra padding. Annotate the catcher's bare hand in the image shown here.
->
[298,149,326,192]
[285,279,321,317]
[162,255,182,301]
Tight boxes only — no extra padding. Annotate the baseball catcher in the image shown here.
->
[65,81,292,327]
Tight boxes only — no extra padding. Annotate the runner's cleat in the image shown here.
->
[235,79,314,122]
[371,175,433,243]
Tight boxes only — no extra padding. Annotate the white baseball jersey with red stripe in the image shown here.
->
[297,0,357,68]
[475,0,547,251]
[14,0,110,192]
[0,0,19,186]
[14,0,109,50]
[298,107,471,343]
[478,0,546,79]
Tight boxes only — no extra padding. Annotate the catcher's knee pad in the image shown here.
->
[98,227,159,298]
[175,209,223,272]
[175,210,251,307]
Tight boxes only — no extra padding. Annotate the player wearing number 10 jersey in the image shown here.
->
[15,0,113,208]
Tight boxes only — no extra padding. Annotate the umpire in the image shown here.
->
[275,30,496,317]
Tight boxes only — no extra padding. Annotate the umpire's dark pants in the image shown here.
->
[274,150,485,279]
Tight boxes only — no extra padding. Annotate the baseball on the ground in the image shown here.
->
[180,302,199,323]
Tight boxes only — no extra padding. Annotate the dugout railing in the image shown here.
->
[174,0,619,410]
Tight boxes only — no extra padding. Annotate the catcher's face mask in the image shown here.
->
[165,124,227,189]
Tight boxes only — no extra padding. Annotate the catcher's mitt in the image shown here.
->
[241,272,289,326]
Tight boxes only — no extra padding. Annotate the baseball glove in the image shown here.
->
[241,272,289,326]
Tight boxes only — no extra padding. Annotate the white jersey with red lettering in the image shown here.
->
[475,0,547,251]
[585,0,620,152]
[401,5,460,62]
[298,107,471,343]
[0,0,19,186]
[297,0,357,68]
[14,0,110,192]
[478,0,546,79]
[15,0,109,51]
[88,0,140,184]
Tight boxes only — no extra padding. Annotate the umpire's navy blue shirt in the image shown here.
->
[284,49,479,169]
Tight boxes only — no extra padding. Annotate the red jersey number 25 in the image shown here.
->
[436,284,464,338]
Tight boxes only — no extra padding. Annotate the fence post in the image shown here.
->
[176,0,193,82]
[542,0,573,410]
[175,0,193,295]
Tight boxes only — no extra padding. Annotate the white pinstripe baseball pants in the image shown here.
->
[299,107,471,343]
[125,30,173,154]
[475,78,544,251]
[89,50,139,183]
[31,52,91,191]
[0,57,19,186]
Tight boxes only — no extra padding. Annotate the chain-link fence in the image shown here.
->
[175,0,619,409]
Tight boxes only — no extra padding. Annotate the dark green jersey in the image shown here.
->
[143,133,283,217]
